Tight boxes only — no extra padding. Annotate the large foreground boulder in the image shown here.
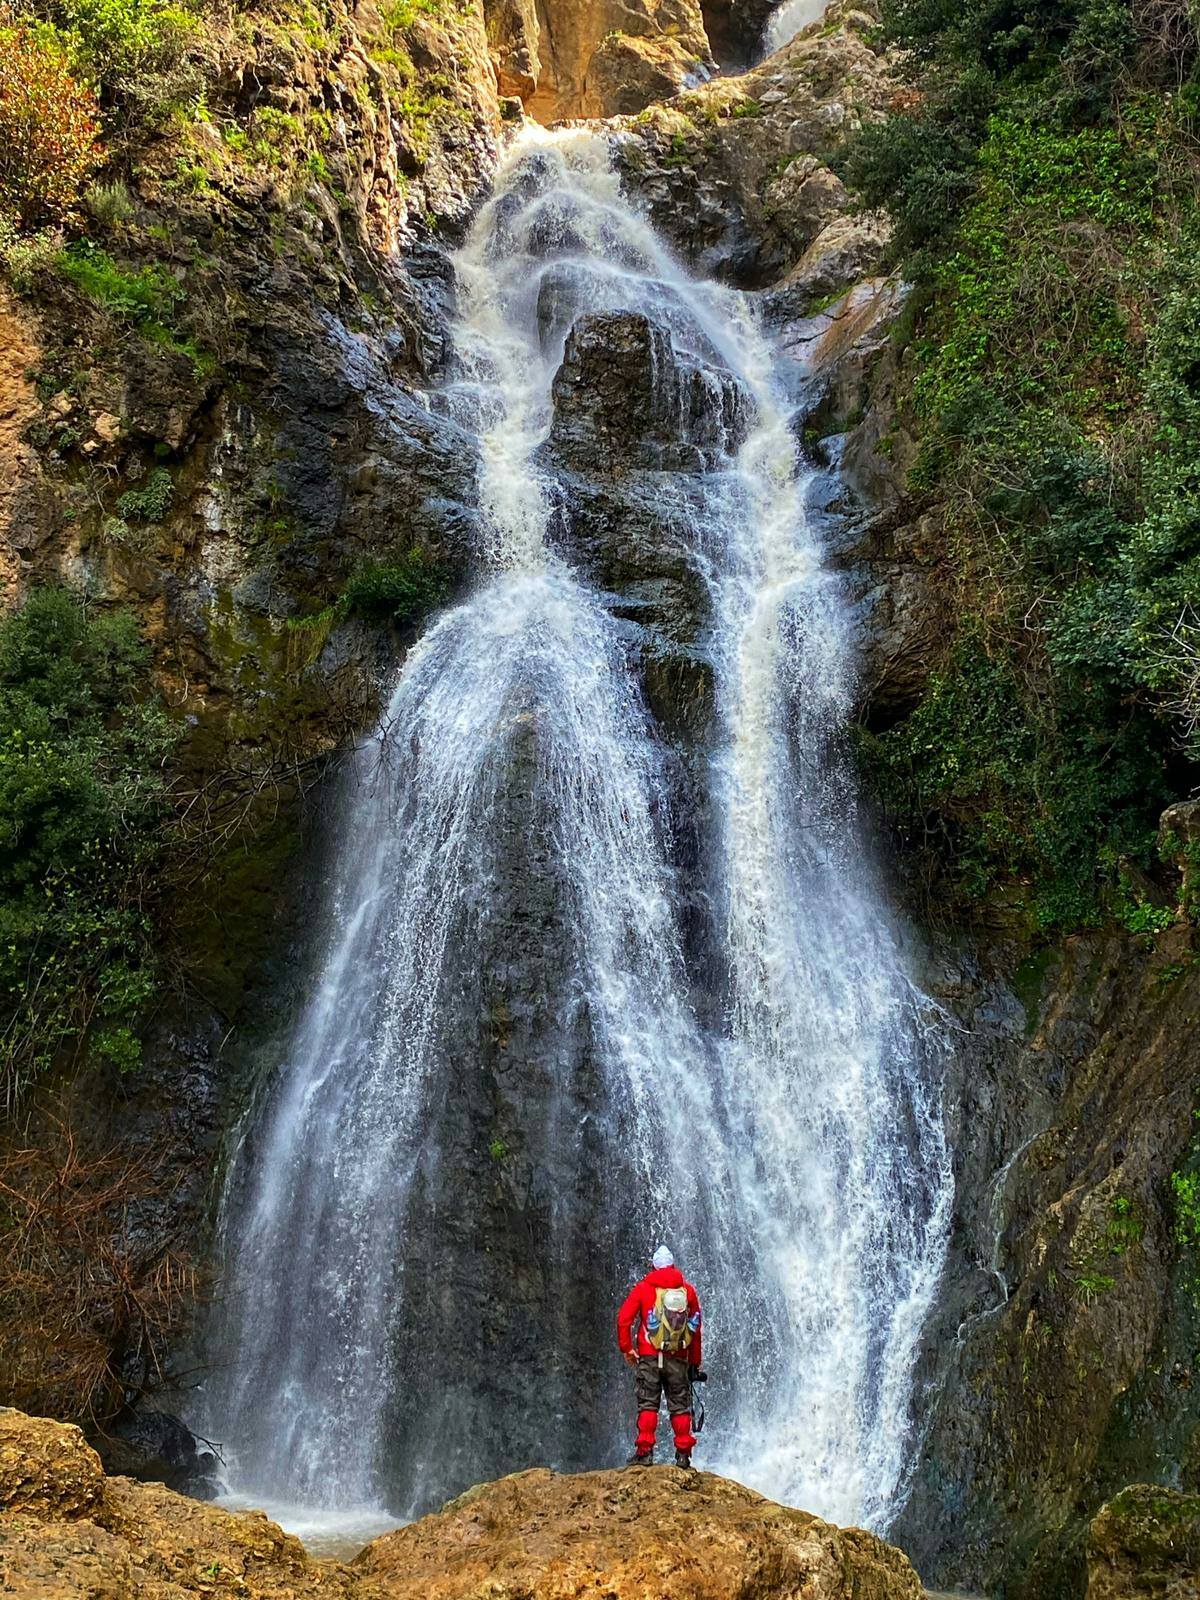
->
[360,1464,924,1599]
[0,1407,922,1600]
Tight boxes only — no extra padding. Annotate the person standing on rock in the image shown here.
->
[617,1244,704,1468]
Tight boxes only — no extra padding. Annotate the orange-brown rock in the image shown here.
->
[0,1409,925,1600]
[358,1464,925,1600]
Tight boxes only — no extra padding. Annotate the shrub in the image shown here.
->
[0,1111,198,1421]
[0,589,177,1109]
[115,465,173,521]
[341,553,449,623]
[57,239,183,323]
[27,0,197,102]
[0,24,102,232]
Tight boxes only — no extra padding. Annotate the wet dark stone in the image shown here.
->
[97,1410,220,1499]
[548,311,750,474]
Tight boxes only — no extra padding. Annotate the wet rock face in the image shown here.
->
[95,1410,221,1500]
[549,311,750,473]
[895,925,1200,1599]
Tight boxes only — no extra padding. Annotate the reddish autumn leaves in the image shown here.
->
[0,25,103,231]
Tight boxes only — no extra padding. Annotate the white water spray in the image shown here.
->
[761,0,830,55]
[203,127,951,1535]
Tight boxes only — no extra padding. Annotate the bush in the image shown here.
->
[0,1111,198,1421]
[115,465,173,521]
[840,0,1200,926]
[341,553,449,623]
[0,24,102,232]
[25,0,197,105]
[57,239,183,323]
[0,589,177,1109]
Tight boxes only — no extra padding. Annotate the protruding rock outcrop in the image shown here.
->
[362,1464,926,1599]
[0,1408,925,1600]
[614,0,894,287]
[549,310,749,472]
[484,0,713,120]
[1087,1485,1200,1600]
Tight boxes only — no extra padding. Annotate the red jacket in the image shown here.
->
[617,1266,703,1366]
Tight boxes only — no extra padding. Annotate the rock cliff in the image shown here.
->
[3,0,1200,1597]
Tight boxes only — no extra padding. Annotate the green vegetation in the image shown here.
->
[292,552,452,633]
[55,241,210,369]
[1171,1153,1200,1304]
[0,23,102,235]
[115,466,174,522]
[0,590,177,1107]
[843,0,1200,928]
[19,0,199,120]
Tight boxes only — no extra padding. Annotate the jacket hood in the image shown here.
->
[644,1265,685,1289]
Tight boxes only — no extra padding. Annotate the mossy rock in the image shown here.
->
[1087,1483,1200,1600]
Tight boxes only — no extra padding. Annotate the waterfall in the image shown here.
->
[201,127,952,1536]
[761,0,830,55]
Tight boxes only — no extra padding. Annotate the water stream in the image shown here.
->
[201,126,952,1539]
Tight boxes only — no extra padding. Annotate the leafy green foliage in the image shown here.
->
[286,552,450,652]
[57,239,182,322]
[841,0,1200,926]
[0,590,177,1107]
[0,23,102,233]
[115,465,173,521]
[340,554,449,623]
[19,0,197,110]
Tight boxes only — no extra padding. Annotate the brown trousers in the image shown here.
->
[634,1354,692,1417]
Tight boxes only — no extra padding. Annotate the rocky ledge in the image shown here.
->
[0,1407,920,1600]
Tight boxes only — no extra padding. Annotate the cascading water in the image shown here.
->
[760,0,829,54]
[201,126,952,1537]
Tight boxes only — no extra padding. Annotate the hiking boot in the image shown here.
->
[674,1449,692,1469]
[626,1448,654,1467]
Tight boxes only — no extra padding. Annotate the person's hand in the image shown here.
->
[693,1368,707,1383]
[623,1349,638,1367]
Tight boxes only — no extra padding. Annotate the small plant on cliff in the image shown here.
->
[0,23,102,235]
[292,551,451,637]
[115,465,173,522]
[0,589,177,1109]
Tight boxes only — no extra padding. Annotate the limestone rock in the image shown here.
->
[1086,1485,1200,1600]
[484,0,542,98]
[359,1464,926,1600]
[586,31,709,117]
[613,0,894,286]
[520,0,712,121]
[0,1410,924,1600]
[0,1410,106,1522]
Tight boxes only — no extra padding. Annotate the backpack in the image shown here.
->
[646,1286,694,1355]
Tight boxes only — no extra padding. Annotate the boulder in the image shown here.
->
[0,1409,926,1600]
[549,310,749,473]
[96,1409,222,1500]
[359,1464,927,1600]
[585,32,710,117]
[1086,1485,1200,1600]
[0,1409,106,1522]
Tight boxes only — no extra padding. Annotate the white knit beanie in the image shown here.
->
[652,1245,674,1270]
